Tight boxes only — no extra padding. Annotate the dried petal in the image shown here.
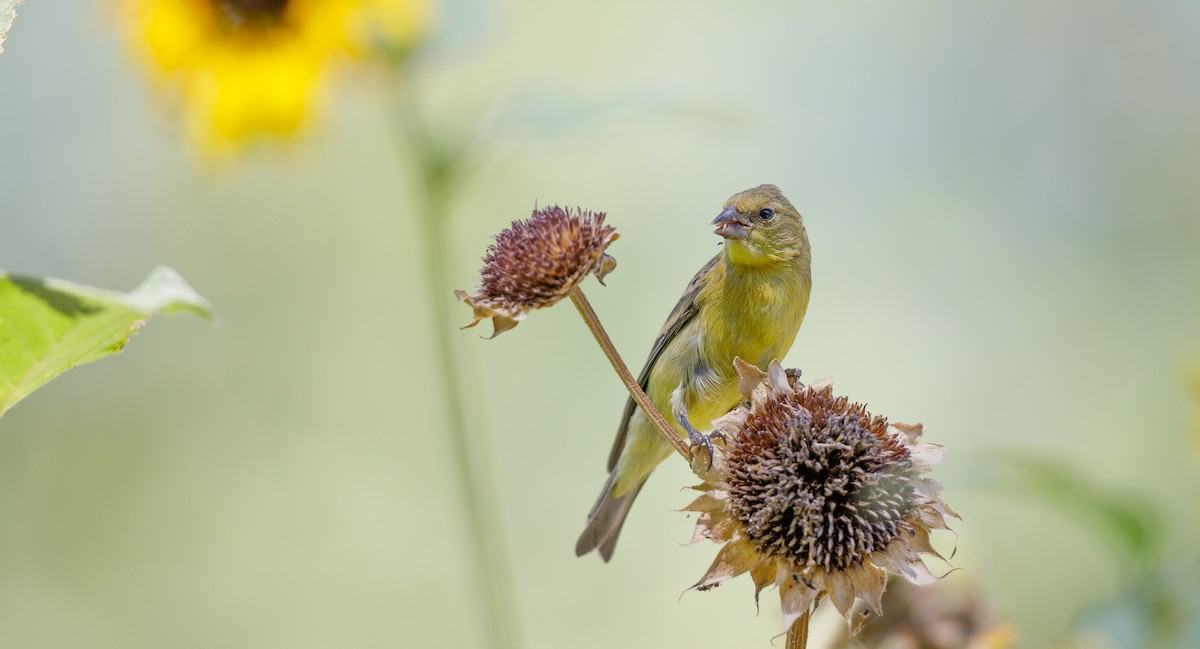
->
[693,538,760,589]
[594,253,617,284]
[711,408,750,439]
[909,442,946,470]
[891,421,925,444]
[780,576,818,631]
[907,523,939,558]
[849,563,887,614]
[689,510,737,544]
[766,359,792,395]
[680,493,726,513]
[733,356,769,400]
[750,559,779,609]
[828,571,856,616]
[809,377,834,391]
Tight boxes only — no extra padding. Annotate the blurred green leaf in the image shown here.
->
[1071,558,1200,649]
[1001,455,1162,565]
[0,0,20,53]
[0,266,214,417]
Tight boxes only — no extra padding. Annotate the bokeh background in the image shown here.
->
[2,1,1199,648]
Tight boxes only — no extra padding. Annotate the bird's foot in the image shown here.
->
[679,411,721,470]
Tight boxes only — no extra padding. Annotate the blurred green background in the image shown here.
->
[2,1,1199,648]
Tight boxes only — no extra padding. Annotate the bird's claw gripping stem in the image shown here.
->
[679,410,720,470]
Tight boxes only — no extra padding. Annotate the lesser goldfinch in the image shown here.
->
[576,184,813,561]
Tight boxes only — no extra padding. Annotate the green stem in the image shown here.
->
[386,71,519,649]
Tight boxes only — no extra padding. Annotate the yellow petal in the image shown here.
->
[358,0,436,53]
[137,0,215,74]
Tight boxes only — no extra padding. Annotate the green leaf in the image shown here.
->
[0,266,214,417]
[0,0,21,54]
[1000,454,1162,565]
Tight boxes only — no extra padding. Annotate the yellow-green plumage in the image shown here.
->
[577,184,812,561]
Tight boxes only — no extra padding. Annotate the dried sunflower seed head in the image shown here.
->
[456,205,618,338]
[830,577,1015,649]
[685,359,958,634]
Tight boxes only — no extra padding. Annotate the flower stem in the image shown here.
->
[386,72,520,649]
[568,287,692,461]
[786,610,810,649]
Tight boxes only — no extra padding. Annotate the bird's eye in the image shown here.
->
[758,208,775,221]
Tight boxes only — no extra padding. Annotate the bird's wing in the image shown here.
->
[606,252,720,471]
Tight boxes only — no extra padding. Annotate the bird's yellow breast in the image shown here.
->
[646,257,811,430]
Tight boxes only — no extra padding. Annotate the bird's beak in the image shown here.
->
[711,207,751,240]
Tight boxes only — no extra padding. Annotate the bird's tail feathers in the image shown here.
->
[575,473,645,562]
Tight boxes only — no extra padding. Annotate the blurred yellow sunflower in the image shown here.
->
[124,0,432,155]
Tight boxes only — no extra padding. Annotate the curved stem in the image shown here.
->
[568,287,692,462]
[386,72,520,649]
[786,610,810,649]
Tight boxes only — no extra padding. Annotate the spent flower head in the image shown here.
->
[685,359,957,634]
[829,577,1014,648]
[456,205,618,338]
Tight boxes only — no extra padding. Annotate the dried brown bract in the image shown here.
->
[685,359,958,633]
[456,205,618,338]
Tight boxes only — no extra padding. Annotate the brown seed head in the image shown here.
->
[214,0,291,27]
[456,205,618,337]
[726,384,920,574]
[686,359,957,633]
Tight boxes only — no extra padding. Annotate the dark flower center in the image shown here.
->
[726,386,919,573]
[214,0,290,27]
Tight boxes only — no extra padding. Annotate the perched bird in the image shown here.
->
[576,184,813,561]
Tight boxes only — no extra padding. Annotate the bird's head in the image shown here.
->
[712,184,808,266]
